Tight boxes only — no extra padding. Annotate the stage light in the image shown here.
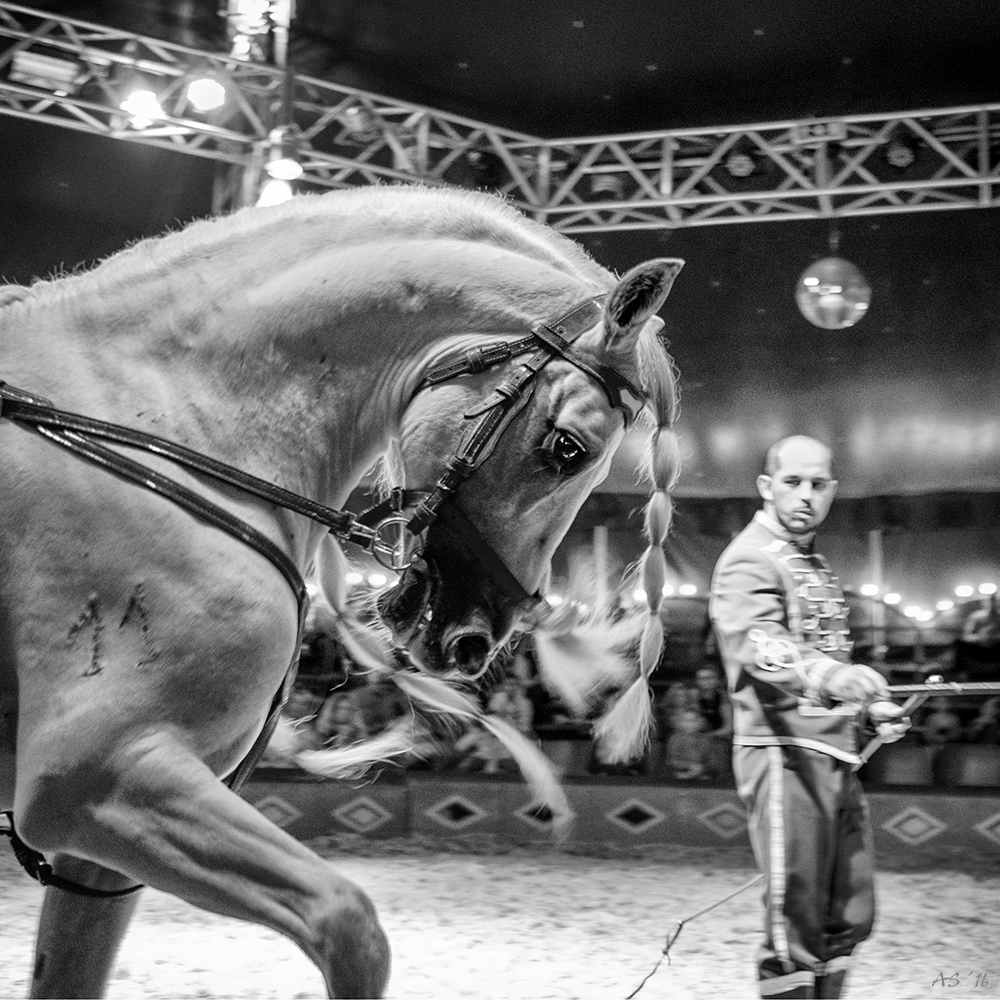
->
[955,584,975,598]
[903,605,921,618]
[724,150,757,178]
[367,572,388,588]
[339,105,383,143]
[661,584,675,597]
[632,588,648,603]
[883,593,901,605]
[545,594,565,606]
[120,88,164,129]
[256,177,294,206]
[885,136,919,170]
[187,75,226,112]
[916,609,934,623]
[795,256,871,330]
[678,584,698,596]
[591,174,625,200]
[980,583,998,595]
[936,600,955,612]
[345,570,363,585]
[860,583,880,597]
[264,125,303,181]
[9,50,83,94]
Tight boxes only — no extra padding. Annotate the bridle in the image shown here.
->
[0,293,644,618]
[358,295,644,605]
[0,293,645,895]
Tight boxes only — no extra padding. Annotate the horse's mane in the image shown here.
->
[17,186,611,303]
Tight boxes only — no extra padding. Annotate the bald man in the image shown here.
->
[710,436,908,1000]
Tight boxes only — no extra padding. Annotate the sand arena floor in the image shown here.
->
[1,836,998,1000]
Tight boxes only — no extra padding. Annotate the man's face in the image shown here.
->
[758,440,838,536]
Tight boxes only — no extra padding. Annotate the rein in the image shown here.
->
[0,293,643,896]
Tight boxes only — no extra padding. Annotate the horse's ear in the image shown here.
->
[602,259,684,352]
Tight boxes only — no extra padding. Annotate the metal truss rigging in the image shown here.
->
[1,1,998,230]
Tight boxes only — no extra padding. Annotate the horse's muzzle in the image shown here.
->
[376,557,498,680]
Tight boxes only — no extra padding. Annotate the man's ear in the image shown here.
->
[828,479,840,502]
[757,474,773,501]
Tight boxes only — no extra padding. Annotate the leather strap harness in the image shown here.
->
[0,293,643,896]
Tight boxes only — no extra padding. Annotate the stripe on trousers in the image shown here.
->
[767,744,793,972]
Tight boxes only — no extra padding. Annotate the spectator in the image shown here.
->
[692,665,734,741]
[316,690,370,749]
[487,674,534,735]
[918,703,965,746]
[665,708,716,780]
[352,673,409,735]
[967,696,1000,744]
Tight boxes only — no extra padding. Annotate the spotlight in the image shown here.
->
[9,50,83,94]
[678,584,698,596]
[187,75,227,112]
[120,87,164,129]
[724,150,757,179]
[883,593,901,605]
[885,136,919,170]
[936,600,954,612]
[590,174,625,200]
[264,125,303,180]
[955,585,975,598]
[339,105,383,144]
[256,177,294,206]
[859,584,880,597]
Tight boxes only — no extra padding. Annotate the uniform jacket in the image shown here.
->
[710,511,862,764]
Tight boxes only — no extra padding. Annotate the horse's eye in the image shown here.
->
[548,429,588,473]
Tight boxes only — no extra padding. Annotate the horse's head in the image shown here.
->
[377,258,683,679]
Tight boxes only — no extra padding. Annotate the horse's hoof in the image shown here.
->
[320,899,392,999]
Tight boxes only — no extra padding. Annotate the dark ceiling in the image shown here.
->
[20,0,1000,135]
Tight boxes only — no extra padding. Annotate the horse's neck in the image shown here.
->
[8,206,603,510]
[9,254,532,506]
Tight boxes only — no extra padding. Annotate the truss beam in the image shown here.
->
[1,2,998,228]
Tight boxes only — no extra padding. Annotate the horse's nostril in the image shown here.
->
[446,633,491,677]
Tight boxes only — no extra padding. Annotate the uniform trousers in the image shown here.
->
[734,743,875,999]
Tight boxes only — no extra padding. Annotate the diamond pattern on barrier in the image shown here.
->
[973,810,1000,847]
[425,794,487,830]
[881,805,947,846]
[515,800,568,831]
[253,794,302,829]
[698,802,748,840]
[607,798,665,834]
[333,795,394,835]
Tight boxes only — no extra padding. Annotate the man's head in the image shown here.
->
[757,435,838,537]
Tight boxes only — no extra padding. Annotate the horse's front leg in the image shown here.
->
[18,737,391,999]
[30,856,143,999]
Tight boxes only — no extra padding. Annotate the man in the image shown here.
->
[709,436,909,1000]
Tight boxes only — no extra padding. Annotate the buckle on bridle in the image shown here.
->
[370,513,426,572]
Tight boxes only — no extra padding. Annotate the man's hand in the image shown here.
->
[867,700,912,744]
[823,663,892,705]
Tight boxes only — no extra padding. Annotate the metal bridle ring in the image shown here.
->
[371,514,425,572]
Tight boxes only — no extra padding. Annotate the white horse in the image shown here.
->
[0,185,682,997]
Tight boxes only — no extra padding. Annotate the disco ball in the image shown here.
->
[795,256,872,329]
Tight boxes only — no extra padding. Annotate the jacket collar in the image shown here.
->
[754,509,815,553]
